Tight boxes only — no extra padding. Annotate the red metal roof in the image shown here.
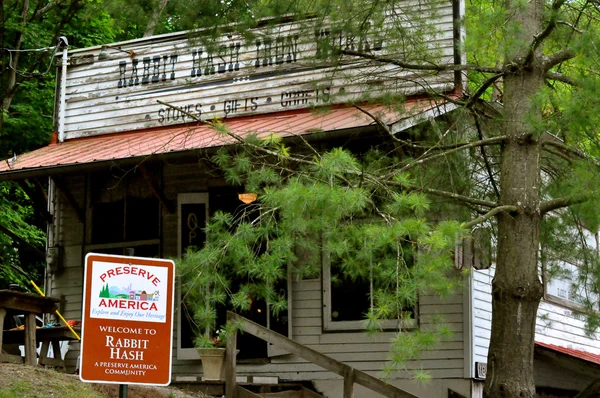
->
[0,100,446,179]
[536,341,600,366]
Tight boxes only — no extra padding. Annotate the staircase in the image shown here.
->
[172,379,325,398]
[224,311,418,398]
[235,384,325,398]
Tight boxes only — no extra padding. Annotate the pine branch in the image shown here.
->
[340,50,501,74]
[472,111,500,198]
[525,0,568,67]
[399,136,506,173]
[545,71,579,86]
[542,140,600,168]
[462,205,519,229]
[540,193,593,215]
[390,182,499,208]
[543,49,576,69]
[158,100,499,209]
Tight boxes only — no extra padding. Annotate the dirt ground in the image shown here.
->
[0,363,214,398]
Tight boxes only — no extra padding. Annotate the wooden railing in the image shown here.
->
[224,311,418,398]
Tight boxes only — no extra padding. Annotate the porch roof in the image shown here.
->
[535,341,600,366]
[0,99,453,181]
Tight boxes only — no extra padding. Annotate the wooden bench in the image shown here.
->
[0,290,61,366]
[2,326,80,370]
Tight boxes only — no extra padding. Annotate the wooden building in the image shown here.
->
[1,2,599,396]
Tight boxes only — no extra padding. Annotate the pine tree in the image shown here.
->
[174,0,600,394]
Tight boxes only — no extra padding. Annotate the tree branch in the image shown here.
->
[158,100,500,210]
[472,111,500,198]
[543,49,576,69]
[0,223,45,261]
[525,0,568,67]
[540,193,594,215]
[340,50,501,74]
[396,183,499,209]
[144,0,169,37]
[545,71,579,86]
[463,205,519,229]
[542,140,592,161]
[466,72,505,106]
[31,1,59,21]
[353,104,471,151]
[399,136,506,173]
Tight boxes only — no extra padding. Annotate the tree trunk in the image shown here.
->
[484,0,545,396]
[144,0,169,37]
[2,0,29,111]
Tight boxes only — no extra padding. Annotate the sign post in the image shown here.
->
[80,253,175,387]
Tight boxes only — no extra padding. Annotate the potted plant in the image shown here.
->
[178,242,236,381]
[177,201,291,380]
[194,328,228,381]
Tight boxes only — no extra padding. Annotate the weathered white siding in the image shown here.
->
[61,0,456,139]
[471,267,492,370]
[470,265,600,377]
[169,276,466,381]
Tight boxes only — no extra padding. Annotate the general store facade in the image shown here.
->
[1,2,599,397]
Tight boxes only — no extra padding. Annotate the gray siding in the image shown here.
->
[48,175,86,368]
[48,162,468,383]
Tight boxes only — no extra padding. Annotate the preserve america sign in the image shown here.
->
[80,253,175,385]
[61,1,456,139]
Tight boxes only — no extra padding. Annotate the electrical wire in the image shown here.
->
[2,44,60,77]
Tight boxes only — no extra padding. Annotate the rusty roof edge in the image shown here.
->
[0,100,449,181]
[534,341,600,368]
[0,124,379,182]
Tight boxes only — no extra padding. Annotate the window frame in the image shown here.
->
[543,260,589,312]
[542,230,600,312]
[84,172,161,256]
[322,247,417,332]
[176,192,209,360]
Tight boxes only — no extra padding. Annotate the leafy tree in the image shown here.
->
[0,1,119,287]
[172,0,600,395]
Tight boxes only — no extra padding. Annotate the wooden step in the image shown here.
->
[236,385,325,398]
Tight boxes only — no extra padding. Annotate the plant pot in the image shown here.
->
[196,347,226,381]
[196,348,240,380]
[196,348,240,381]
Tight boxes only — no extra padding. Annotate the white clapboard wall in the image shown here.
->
[61,1,456,139]
[471,265,600,376]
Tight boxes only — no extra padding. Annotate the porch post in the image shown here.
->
[343,367,355,398]
[225,312,237,398]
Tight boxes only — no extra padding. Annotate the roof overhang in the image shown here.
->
[0,99,457,181]
[535,341,600,378]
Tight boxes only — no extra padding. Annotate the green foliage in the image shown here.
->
[0,0,133,289]
[178,131,466,372]
[0,182,45,287]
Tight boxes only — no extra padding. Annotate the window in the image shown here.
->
[322,234,417,331]
[177,193,209,360]
[86,170,160,257]
[543,228,600,311]
[544,261,599,311]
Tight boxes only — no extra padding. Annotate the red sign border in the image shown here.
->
[80,252,175,386]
